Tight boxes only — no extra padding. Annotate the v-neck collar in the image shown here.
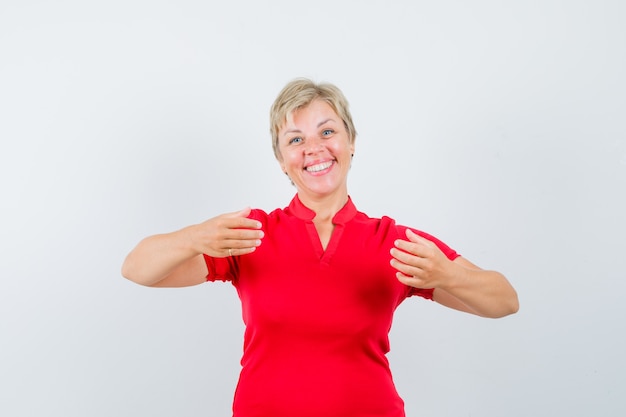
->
[285,194,358,264]
[286,194,358,225]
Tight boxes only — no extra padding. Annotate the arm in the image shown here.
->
[390,229,519,318]
[121,208,264,287]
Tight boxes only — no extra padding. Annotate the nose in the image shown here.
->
[305,137,324,154]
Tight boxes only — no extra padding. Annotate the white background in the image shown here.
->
[1,1,625,416]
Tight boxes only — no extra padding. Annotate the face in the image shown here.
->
[277,99,355,202]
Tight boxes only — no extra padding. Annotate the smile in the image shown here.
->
[305,161,334,173]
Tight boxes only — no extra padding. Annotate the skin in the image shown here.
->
[122,99,518,318]
[121,207,263,287]
[277,99,355,250]
[391,229,518,317]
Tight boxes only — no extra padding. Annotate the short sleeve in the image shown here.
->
[203,254,236,282]
[408,286,435,299]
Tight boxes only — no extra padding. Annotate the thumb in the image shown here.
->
[225,207,252,218]
[405,228,427,244]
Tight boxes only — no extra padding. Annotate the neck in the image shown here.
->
[297,190,349,222]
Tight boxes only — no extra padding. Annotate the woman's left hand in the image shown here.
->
[389,229,455,289]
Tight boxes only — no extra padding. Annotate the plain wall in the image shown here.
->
[1,1,625,416]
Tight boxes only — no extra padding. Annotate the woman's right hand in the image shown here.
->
[188,207,264,258]
[122,207,263,287]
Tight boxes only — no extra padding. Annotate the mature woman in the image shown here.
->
[122,78,519,417]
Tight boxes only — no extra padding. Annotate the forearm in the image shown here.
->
[437,260,519,318]
[121,226,199,286]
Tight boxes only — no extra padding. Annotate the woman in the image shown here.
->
[122,78,519,417]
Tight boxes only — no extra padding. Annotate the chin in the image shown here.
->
[301,182,346,197]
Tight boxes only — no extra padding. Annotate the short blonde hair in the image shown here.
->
[270,78,356,160]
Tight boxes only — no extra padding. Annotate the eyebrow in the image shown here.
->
[317,118,335,127]
[282,118,337,137]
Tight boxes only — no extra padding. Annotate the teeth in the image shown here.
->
[306,161,333,172]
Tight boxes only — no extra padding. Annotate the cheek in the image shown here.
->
[281,152,301,169]
[333,142,352,158]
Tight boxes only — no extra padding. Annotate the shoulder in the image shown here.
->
[248,206,291,226]
[248,207,269,221]
[348,210,403,241]
[357,211,459,260]
[399,224,460,260]
[354,210,399,229]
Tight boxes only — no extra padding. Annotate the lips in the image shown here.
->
[305,161,334,173]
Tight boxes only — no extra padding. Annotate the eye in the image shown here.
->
[322,129,334,136]
[289,136,303,144]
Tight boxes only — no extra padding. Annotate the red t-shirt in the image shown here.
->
[204,195,459,417]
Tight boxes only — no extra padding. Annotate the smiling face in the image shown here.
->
[277,99,355,204]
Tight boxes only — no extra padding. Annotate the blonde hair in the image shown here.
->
[270,78,356,160]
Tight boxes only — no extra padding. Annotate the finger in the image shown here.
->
[223,236,263,250]
[225,245,258,257]
[223,207,252,219]
[390,246,425,266]
[405,228,433,245]
[396,272,427,288]
[390,257,424,278]
[222,224,264,252]
[393,239,430,259]
[225,227,264,241]
[222,208,263,230]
